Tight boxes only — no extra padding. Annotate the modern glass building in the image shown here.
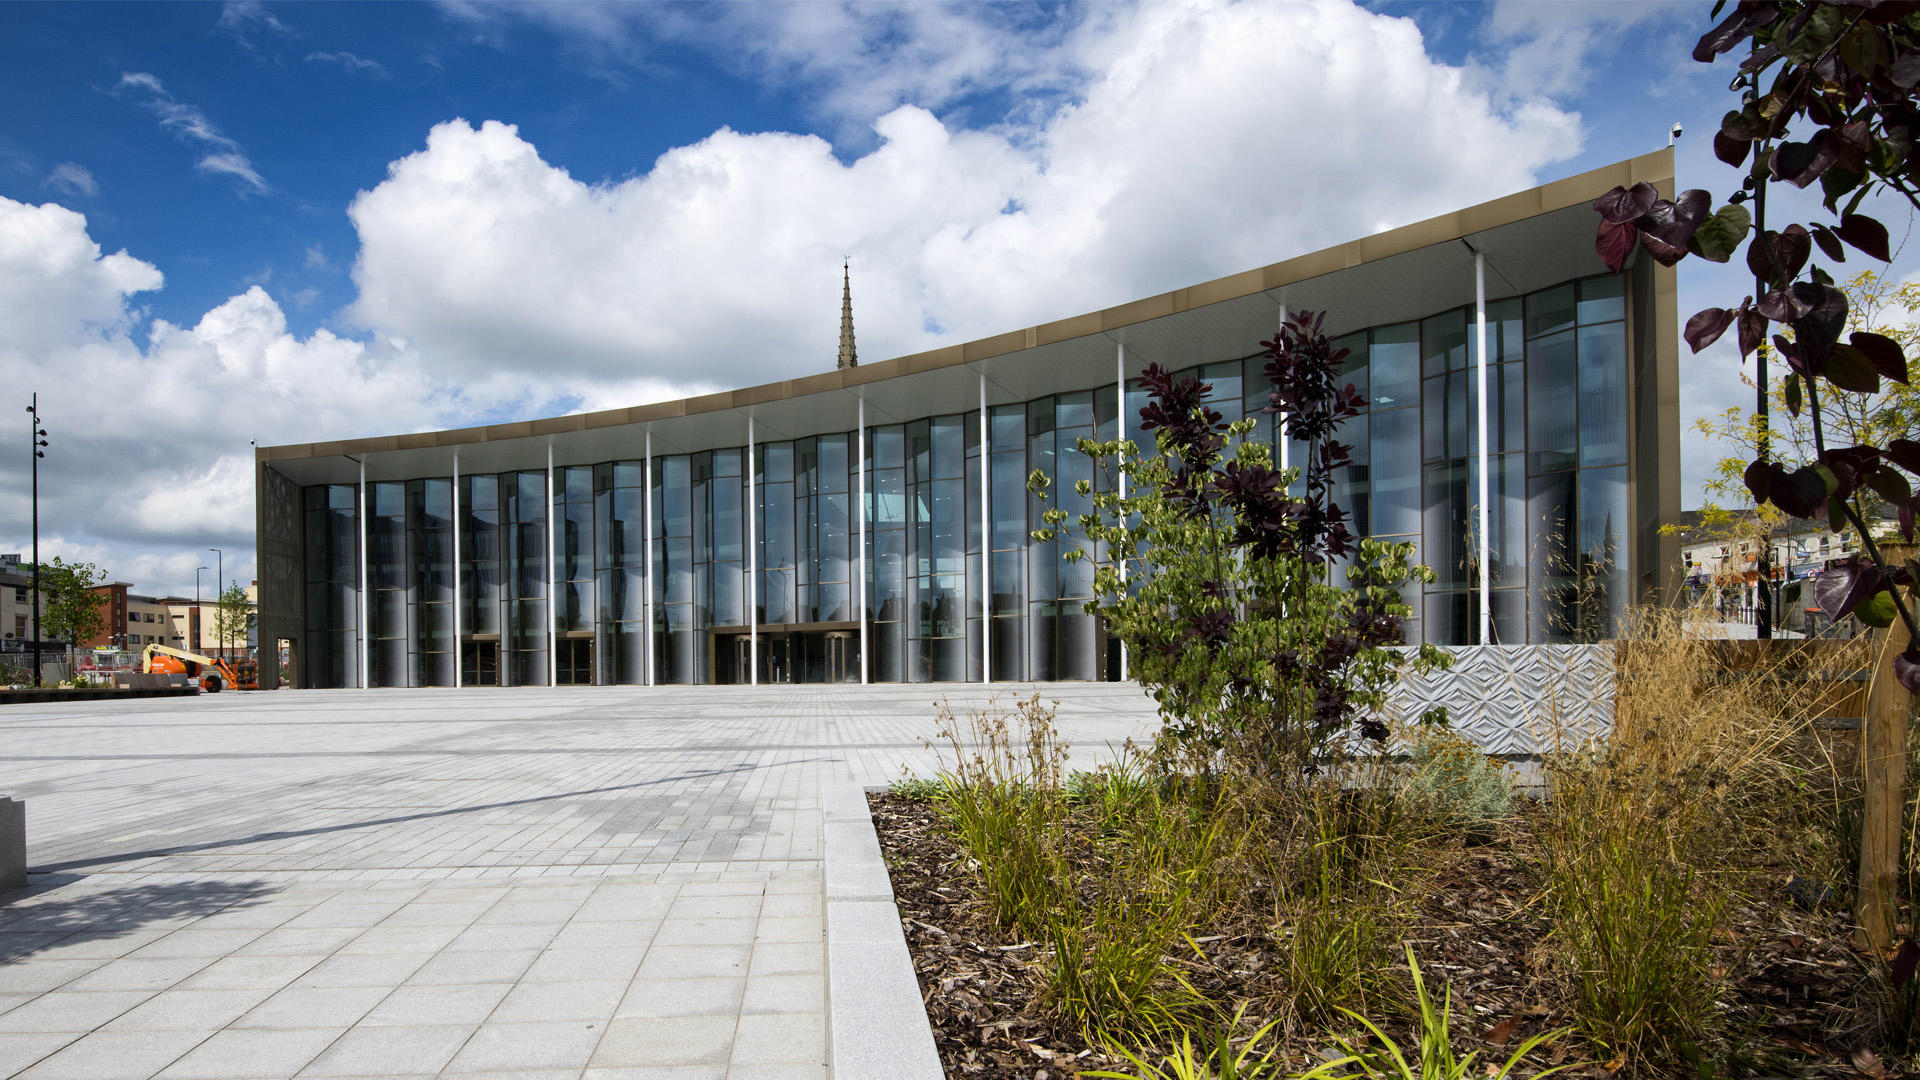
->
[255,151,1681,689]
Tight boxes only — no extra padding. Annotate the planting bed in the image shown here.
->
[872,791,1876,1079]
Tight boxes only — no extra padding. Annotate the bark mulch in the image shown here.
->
[870,791,1883,1080]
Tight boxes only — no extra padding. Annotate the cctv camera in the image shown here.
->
[1671,123,1683,138]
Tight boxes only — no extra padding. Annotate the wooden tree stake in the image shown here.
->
[1859,613,1912,953]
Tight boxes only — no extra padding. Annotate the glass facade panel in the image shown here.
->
[1421,309,1467,377]
[303,483,361,687]
[506,470,548,685]
[1527,330,1578,474]
[1527,283,1576,340]
[407,478,453,686]
[1369,323,1419,409]
[1370,407,1420,539]
[1578,322,1628,467]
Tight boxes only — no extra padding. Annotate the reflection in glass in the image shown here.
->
[1578,322,1627,467]
[1527,330,1577,474]
[1370,323,1419,408]
[1370,408,1420,537]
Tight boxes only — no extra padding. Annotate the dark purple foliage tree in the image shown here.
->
[1033,311,1444,779]
[1594,1,1920,688]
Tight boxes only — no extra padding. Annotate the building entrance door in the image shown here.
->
[462,640,499,686]
[824,631,855,683]
[761,634,792,684]
[731,635,751,685]
[556,638,593,685]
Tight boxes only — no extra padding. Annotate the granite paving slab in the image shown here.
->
[0,684,1157,1078]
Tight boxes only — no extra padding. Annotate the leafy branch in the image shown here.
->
[1594,0,1920,685]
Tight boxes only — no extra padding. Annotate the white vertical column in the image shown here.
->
[452,452,461,687]
[747,416,758,686]
[358,457,369,689]
[547,444,558,686]
[1276,305,1289,477]
[979,374,991,683]
[1116,342,1128,682]
[1475,250,1492,646]
[857,399,869,685]
[644,431,655,687]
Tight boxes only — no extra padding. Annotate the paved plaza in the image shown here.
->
[0,684,1159,1079]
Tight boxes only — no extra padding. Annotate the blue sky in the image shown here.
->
[2,2,798,337]
[0,0,1904,599]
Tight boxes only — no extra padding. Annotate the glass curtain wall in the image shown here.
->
[703,450,746,679]
[506,471,549,685]
[594,462,648,685]
[909,416,971,682]
[297,272,1642,687]
[459,474,503,686]
[1526,276,1630,642]
[652,455,695,683]
[303,484,359,688]
[1027,392,1102,680]
[868,425,908,682]
[407,479,454,685]
[988,406,1027,680]
[554,467,594,684]
[368,481,408,686]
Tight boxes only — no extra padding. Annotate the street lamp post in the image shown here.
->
[194,565,209,653]
[26,396,45,687]
[208,547,222,659]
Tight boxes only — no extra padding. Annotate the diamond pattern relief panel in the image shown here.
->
[1379,644,1616,756]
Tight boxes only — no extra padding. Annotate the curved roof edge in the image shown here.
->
[259,148,1672,464]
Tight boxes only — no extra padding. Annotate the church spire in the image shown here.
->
[837,258,858,371]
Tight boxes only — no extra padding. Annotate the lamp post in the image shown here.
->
[26,396,45,687]
[194,565,209,653]
[207,547,222,659]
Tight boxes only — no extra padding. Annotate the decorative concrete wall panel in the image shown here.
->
[1379,644,1615,756]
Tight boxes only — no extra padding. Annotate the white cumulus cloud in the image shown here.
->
[347,0,1581,394]
[0,197,511,595]
[9,0,1602,598]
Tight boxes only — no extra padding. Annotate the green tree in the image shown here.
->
[33,557,106,654]
[1684,270,1920,544]
[213,581,253,658]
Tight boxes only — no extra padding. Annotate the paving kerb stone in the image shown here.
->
[823,782,942,1080]
[0,684,1160,1078]
[0,799,23,895]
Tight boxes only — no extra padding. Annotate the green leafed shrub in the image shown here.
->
[1082,1005,1289,1080]
[1397,726,1513,839]
[1294,947,1574,1080]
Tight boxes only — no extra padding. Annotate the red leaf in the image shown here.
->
[1637,189,1712,248]
[1737,302,1766,358]
[1714,129,1751,167]
[1853,331,1908,383]
[1596,219,1636,274]
[1686,307,1735,353]
[1891,939,1920,987]
[1837,212,1891,262]
[1888,439,1920,474]
[1639,230,1686,267]
[1594,183,1658,225]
